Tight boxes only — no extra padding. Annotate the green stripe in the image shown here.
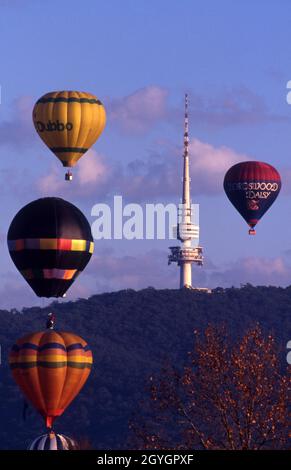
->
[37,97,102,105]
[10,361,92,369]
[50,147,88,154]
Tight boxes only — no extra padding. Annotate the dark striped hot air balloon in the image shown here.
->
[28,431,76,450]
[9,330,93,429]
[7,197,94,298]
[32,91,106,180]
[223,161,281,235]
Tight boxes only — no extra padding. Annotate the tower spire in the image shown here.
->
[184,93,189,157]
[182,93,190,206]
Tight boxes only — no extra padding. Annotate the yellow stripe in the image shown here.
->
[37,355,67,361]
[71,239,87,251]
[89,242,94,254]
[68,356,93,363]
[38,355,92,363]
[11,356,93,364]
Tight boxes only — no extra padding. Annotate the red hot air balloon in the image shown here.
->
[223,161,281,235]
[9,329,93,429]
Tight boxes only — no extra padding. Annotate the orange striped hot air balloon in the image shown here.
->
[9,330,93,429]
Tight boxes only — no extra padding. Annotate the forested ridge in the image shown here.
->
[0,285,289,449]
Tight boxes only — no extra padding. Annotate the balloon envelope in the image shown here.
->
[32,90,106,167]
[7,197,94,297]
[28,431,76,450]
[223,161,281,232]
[10,330,93,429]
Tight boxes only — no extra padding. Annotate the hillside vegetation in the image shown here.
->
[0,285,289,449]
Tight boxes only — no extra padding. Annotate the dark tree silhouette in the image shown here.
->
[130,325,290,450]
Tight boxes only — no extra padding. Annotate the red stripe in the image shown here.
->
[225,161,281,183]
[57,239,72,250]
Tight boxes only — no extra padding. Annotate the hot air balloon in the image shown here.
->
[32,91,106,180]
[223,161,281,235]
[9,329,93,429]
[28,431,76,450]
[7,197,94,297]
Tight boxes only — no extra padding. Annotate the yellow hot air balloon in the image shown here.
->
[32,91,106,180]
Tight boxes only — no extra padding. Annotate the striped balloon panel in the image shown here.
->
[8,247,91,297]
[32,91,106,167]
[8,249,92,268]
[8,238,94,253]
[9,331,92,426]
[20,268,79,281]
[8,239,92,296]
[29,432,75,450]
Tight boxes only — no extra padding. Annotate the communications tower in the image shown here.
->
[168,94,203,288]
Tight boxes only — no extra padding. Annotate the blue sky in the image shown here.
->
[1,0,291,308]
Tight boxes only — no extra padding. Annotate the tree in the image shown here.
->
[129,325,290,450]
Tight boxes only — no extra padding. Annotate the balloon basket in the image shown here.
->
[65,171,73,181]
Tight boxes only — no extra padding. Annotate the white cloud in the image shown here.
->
[77,150,108,185]
[35,135,251,201]
[189,138,250,194]
[189,87,289,126]
[0,95,36,147]
[37,150,110,197]
[209,256,291,287]
[108,86,168,134]
[87,249,177,291]
[86,252,291,294]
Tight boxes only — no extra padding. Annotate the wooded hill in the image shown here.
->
[0,285,289,449]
